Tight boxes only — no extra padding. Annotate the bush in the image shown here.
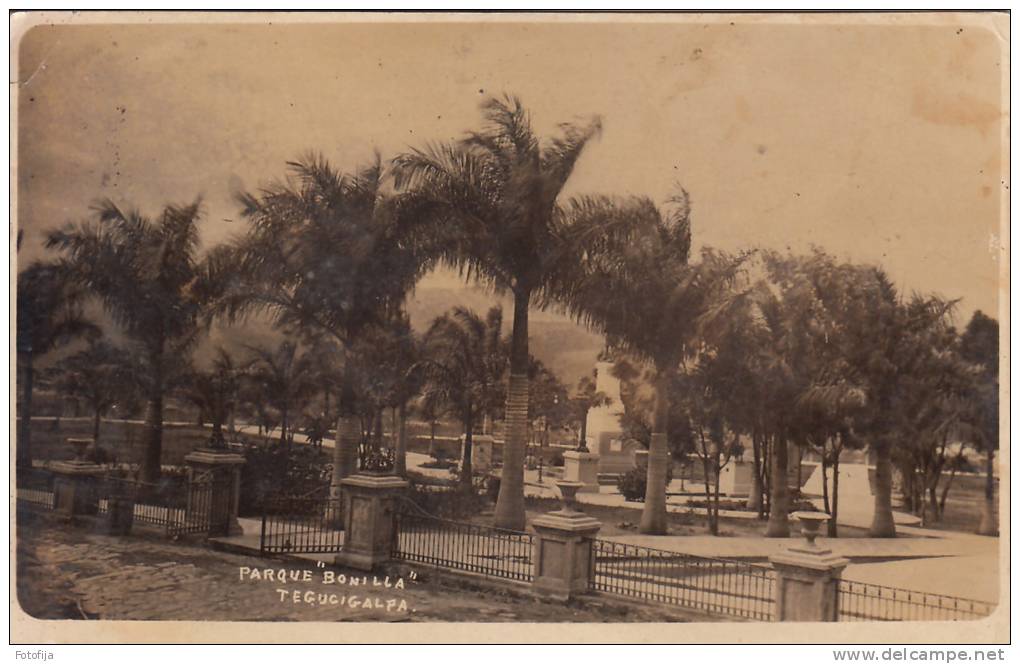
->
[549,450,565,467]
[404,477,488,520]
[238,443,332,516]
[616,462,674,502]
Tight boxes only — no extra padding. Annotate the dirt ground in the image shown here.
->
[15,509,700,624]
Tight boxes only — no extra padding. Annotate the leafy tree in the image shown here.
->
[45,199,225,482]
[51,339,137,445]
[421,306,507,487]
[959,311,998,535]
[392,95,637,530]
[221,156,430,498]
[16,260,98,467]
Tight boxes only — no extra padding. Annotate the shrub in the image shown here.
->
[404,477,487,520]
[549,450,565,467]
[238,443,332,516]
[616,463,674,502]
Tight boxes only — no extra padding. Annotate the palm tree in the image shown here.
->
[45,199,223,482]
[564,189,745,534]
[571,373,611,452]
[392,95,641,529]
[16,261,98,467]
[219,156,429,499]
[244,341,318,447]
[182,347,241,448]
[421,306,507,488]
[51,339,137,445]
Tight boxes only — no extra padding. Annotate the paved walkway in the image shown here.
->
[17,513,694,623]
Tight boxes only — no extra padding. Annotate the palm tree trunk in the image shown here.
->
[494,288,530,531]
[830,454,841,538]
[765,436,790,537]
[17,355,34,468]
[93,409,102,445]
[578,407,589,451]
[280,405,289,448]
[748,429,762,513]
[330,374,360,500]
[461,411,474,489]
[869,442,897,537]
[978,447,997,535]
[141,350,164,484]
[639,372,670,535]
[428,421,437,458]
[395,401,408,477]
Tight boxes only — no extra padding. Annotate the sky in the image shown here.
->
[15,14,1006,328]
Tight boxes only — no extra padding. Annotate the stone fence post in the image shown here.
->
[51,438,104,519]
[335,472,409,571]
[531,480,601,601]
[769,512,848,621]
[184,448,246,537]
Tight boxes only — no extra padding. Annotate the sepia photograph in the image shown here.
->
[10,10,1009,644]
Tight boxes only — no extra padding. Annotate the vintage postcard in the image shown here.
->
[10,11,1009,644]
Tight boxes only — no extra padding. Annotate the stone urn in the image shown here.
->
[792,511,831,547]
[555,480,584,513]
[68,437,93,461]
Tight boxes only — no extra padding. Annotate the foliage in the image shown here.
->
[45,199,227,481]
[238,443,332,516]
[617,462,674,502]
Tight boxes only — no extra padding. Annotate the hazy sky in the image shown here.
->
[15,15,1006,325]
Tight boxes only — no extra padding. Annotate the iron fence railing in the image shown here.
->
[259,496,345,554]
[393,510,534,582]
[16,468,231,537]
[591,539,776,621]
[838,579,995,622]
[15,467,56,509]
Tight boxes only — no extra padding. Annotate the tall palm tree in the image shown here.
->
[16,260,98,467]
[45,199,223,482]
[421,306,507,488]
[52,339,137,445]
[244,341,318,447]
[219,155,430,499]
[392,95,640,529]
[564,189,745,534]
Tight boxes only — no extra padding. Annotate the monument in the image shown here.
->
[584,361,638,475]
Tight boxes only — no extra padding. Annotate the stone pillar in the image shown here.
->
[562,450,600,493]
[531,481,602,601]
[51,459,104,519]
[769,512,848,621]
[335,473,409,571]
[184,448,246,537]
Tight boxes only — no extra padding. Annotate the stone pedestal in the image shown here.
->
[531,482,602,601]
[562,451,600,493]
[335,473,409,571]
[51,460,104,518]
[184,449,246,537]
[769,513,849,621]
[461,434,494,474]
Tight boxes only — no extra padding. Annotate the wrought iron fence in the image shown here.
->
[393,509,534,582]
[838,579,995,622]
[15,467,56,509]
[591,539,776,621]
[259,496,345,554]
[17,468,231,538]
